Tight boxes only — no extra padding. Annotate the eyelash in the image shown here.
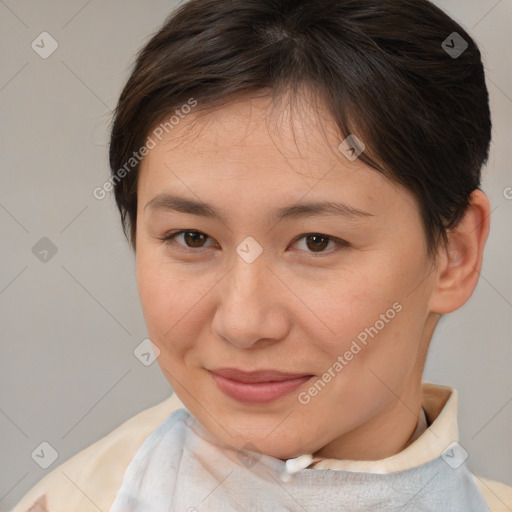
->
[160,230,349,256]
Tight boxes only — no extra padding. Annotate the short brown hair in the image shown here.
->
[109,0,491,258]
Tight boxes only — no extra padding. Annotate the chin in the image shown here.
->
[214,424,318,461]
[253,438,318,461]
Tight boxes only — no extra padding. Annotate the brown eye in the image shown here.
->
[163,230,214,249]
[293,233,347,255]
[182,231,208,248]
[162,230,348,256]
[305,234,330,252]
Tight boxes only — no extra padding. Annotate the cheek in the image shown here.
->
[307,252,428,365]
[137,259,169,323]
[301,266,399,349]
[136,250,213,358]
[136,250,184,339]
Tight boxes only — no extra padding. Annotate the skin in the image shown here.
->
[134,92,490,462]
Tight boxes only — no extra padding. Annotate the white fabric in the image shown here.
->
[11,383,512,511]
[108,401,490,511]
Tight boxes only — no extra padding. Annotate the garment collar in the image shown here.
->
[174,381,458,475]
[290,382,458,474]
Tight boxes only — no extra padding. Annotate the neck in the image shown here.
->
[312,380,425,461]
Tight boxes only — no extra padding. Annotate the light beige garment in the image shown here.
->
[11,383,512,512]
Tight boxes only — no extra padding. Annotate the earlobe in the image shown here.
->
[428,190,491,314]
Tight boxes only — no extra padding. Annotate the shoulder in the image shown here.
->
[11,393,185,512]
[473,474,512,511]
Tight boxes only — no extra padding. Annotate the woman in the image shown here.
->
[14,0,512,510]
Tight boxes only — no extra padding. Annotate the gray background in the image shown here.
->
[0,0,511,510]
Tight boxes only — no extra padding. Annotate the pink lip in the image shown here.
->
[209,368,313,404]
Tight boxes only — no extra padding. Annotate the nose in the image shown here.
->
[211,248,290,350]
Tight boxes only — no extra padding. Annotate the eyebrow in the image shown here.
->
[144,194,374,223]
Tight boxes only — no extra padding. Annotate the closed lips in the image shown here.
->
[208,368,313,383]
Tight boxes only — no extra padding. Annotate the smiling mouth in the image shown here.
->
[208,368,314,404]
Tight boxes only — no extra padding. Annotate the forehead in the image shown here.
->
[144,96,366,179]
[137,94,417,222]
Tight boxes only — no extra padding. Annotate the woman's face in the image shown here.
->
[135,94,439,461]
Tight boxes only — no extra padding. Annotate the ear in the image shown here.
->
[428,190,491,314]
